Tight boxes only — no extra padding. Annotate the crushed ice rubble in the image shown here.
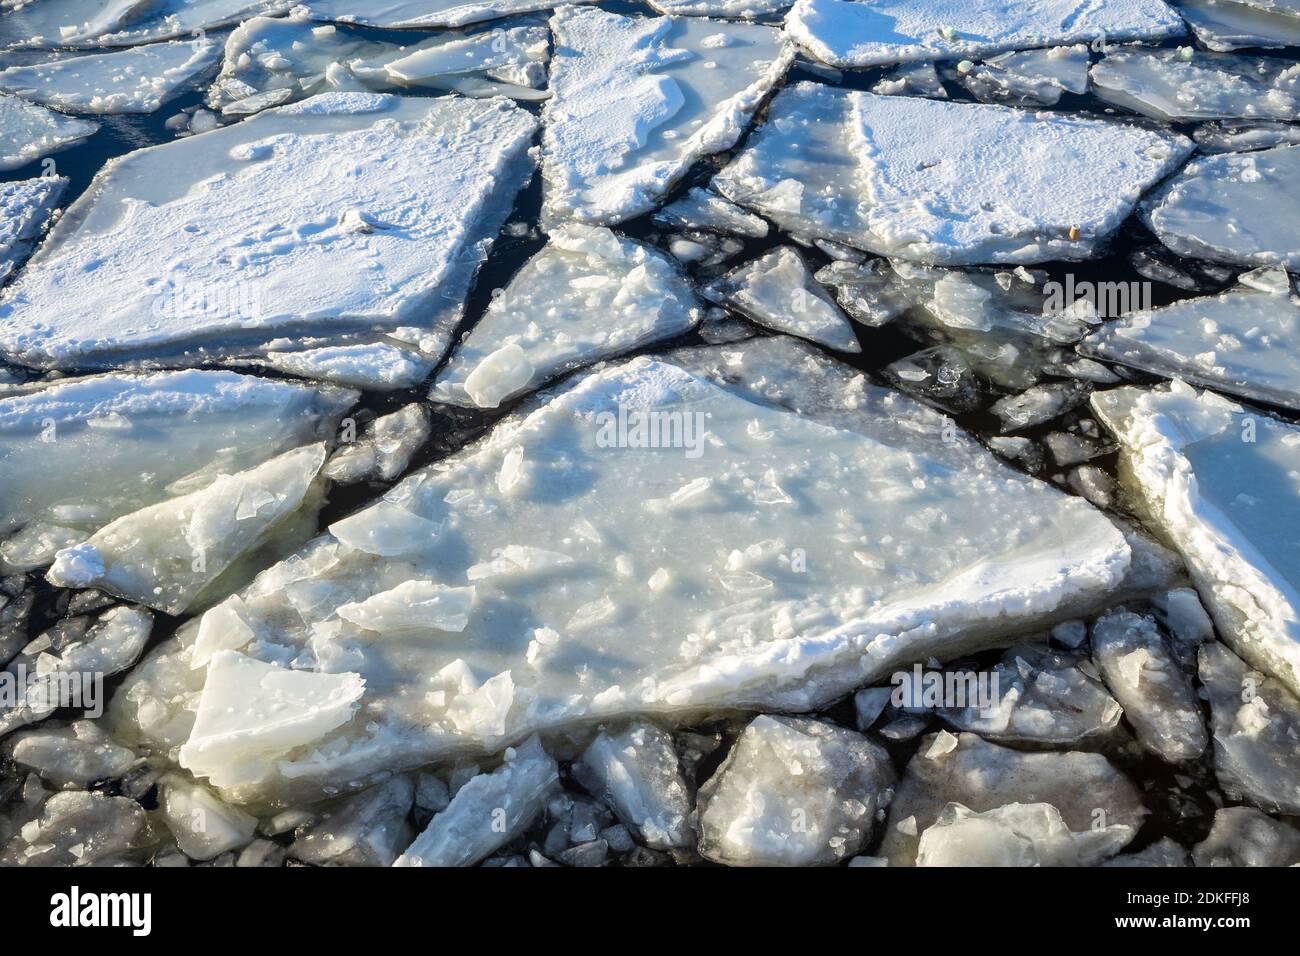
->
[0,1,1298,872]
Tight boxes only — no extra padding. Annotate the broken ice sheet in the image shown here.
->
[1142,144,1300,271]
[0,370,355,560]
[0,93,538,369]
[696,715,894,866]
[430,225,702,409]
[703,247,860,352]
[302,0,594,29]
[0,39,222,115]
[1091,47,1300,123]
[208,13,549,117]
[784,0,1185,69]
[0,92,98,171]
[1094,382,1300,696]
[711,83,1193,265]
[1178,0,1300,51]
[1082,278,1300,412]
[0,176,66,285]
[541,6,794,225]
[653,186,769,239]
[1193,120,1300,153]
[115,335,1130,803]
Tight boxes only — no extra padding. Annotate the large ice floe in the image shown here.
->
[1142,144,1300,270]
[1093,382,1300,697]
[0,39,222,114]
[540,6,794,225]
[0,0,296,50]
[302,0,595,29]
[0,370,355,571]
[1082,274,1300,411]
[108,336,1130,802]
[1179,0,1300,50]
[0,176,66,285]
[710,83,1193,265]
[0,93,538,370]
[1091,47,1300,122]
[0,93,98,171]
[207,13,550,116]
[783,0,1186,69]
[429,225,702,409]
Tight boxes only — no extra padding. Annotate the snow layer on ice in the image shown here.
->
[0,39,221,115]
[697,715,895,866]
[1093,382,1300,696]
[430,225,701,408]
[1091,48,1300,123]
[916,801,1135,866]
[112,336,1129,802]
[703,247,861,352]
[712,83,1193,265]
[541,6,794,225]
[784,0,1186,69]
[1178,0,1300,51]
[1082,280,1300,411]
[1142,144,1300,271]
[0,93,97,171]
[0,370,354,544]
[0,93,538,368]
[0,176,66,285]
[302,0,592,29]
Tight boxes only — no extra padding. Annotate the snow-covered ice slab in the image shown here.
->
[1093,382,1300,696]
[1178,0,1300,51]
[541,6,794,225]
[0,93,97,171]
[1142,145,1300,271]
[0,176,66,285]
[256,342,435,391]
[0,39,221,115]
[1091,48,1300,123]
[784,0,1186,69]
[112,336,1129,802]
[0,0,296,50]
[430,225,701,408]
[648,0,792,16]
[209,13,549,116]
[1082,279,1300,412]
[712,83,1193,265]
[303,0,593,29]
[0,93,538,369]
[703,247,860,352]
[0,370,355,545]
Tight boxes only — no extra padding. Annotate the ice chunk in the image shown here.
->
[573,721,693,850]
[46,443,328,615]
[303,0,593,29]
[648,0,791,16]
[880,732,1145,865]
[712,83,1192,265]
[1193,120,1300,153]
[179,650,365,790]
[1178,0,1300,51]
[431,225,701,408]
[1192,805,1300,866]
[324,404,430,485]
[1091,610,1207,763]
[159,773,258,860]
[991,382,1090,433]
[1083,283,1300,412]
[0,175,66,285]
[1092,383,1300,695]
[916,801,1134,867]
[0,1,296,50]
[1142,144,1300,270]
[872,61,948,98]
[0,790,144,866]
[0,39,221,115]
[394,736,558,866]
[704,248,860,352]
[256,343,434,391]
[4,720,136,788]
[1091,48,1300,122]
[0,94,538,368]
[1198,641,1300,814]
[785,0,1185,69]
[337,581,476,636]
[541,6,794,225]
[956,46,1090,107]
[289,775,415,866]
[697,715,895,866]
[0,92,97,171]
[653,187,770,239]
[1103,836,1190,867]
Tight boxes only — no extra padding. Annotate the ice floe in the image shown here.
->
[0,176,66,285]
[711,83,1192,265]
[1093,382,1300,696]
[0,0,296,50]
[649,0,792,15]
[1193,119,1300,152]
[302,0,590,29]
[0,39,221,114]
[541,6,794,225]
[0,93,97,171]
[430,225,702,408]
[254,342,435,391]
[784,0,1185,69]
[0,93,538,368]
[1142,144,1300,271]
[1179,0,1300,51]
